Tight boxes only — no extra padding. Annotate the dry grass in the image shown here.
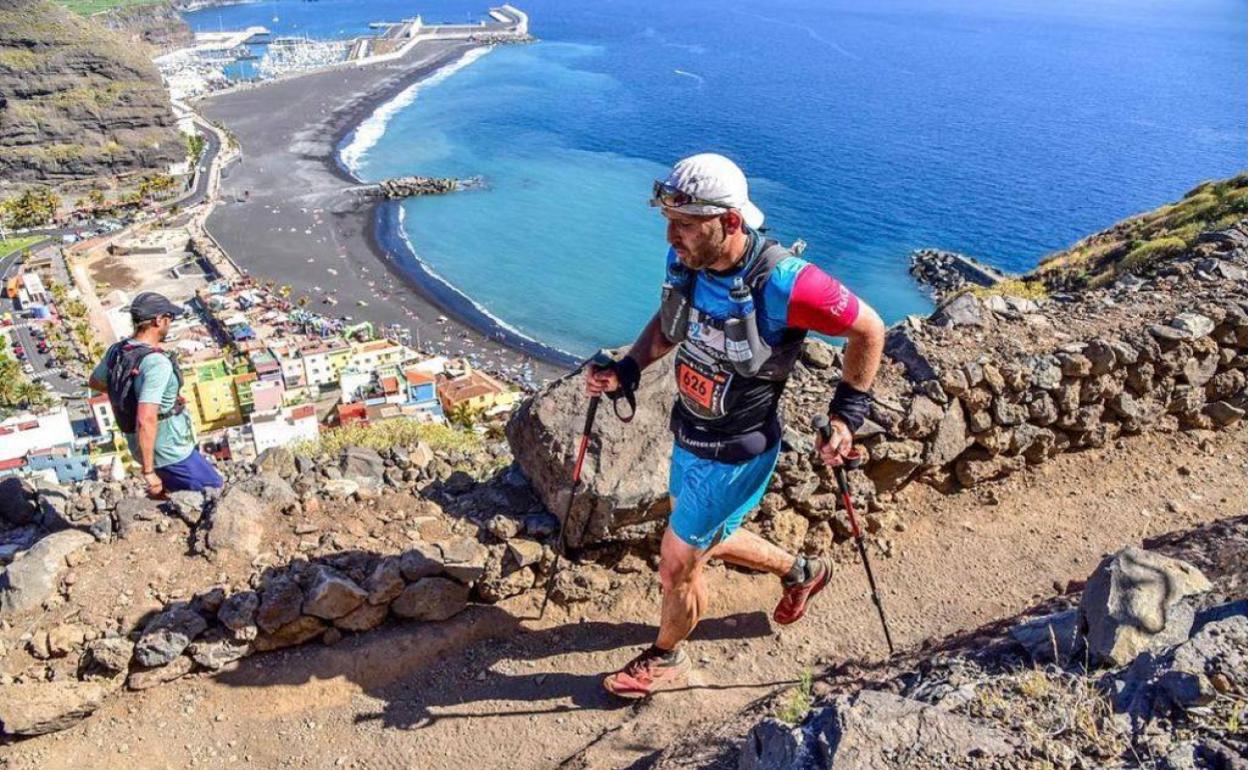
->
[963,666,1129,764]
[291,418,482,460]
[966,278,1049,301]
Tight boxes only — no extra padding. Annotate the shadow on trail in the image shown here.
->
[212,605,779,732]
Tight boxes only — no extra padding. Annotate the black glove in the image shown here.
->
[828,381,871,434]
[589,352,638,422]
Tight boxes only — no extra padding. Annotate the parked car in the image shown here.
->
[22,362,34,374]
[13,344,25,359]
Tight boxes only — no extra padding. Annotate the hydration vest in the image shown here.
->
[104,340,186,435]
[659,237,807,462]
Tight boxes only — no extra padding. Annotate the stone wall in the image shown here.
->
[508,222,1248,552]
[0,442,566,739]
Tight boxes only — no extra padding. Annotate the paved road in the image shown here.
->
[1,251,81,398]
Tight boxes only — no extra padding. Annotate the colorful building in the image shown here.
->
[437,367,519,417]
[183,356,245,432]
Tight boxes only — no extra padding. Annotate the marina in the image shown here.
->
[157,4,531,95]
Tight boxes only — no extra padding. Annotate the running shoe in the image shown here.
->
[773,556,832,625]
[602,645,691,699]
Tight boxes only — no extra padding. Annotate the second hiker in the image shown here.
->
[88,291,223,498]
[586,153,886,698]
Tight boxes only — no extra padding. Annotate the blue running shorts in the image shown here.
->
[155,449,224,493]
[668,442,781,549]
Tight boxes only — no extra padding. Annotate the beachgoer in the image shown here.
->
[587,154,886,699]
[89,292,223,497]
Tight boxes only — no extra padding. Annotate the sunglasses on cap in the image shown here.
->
[650,180,730,212]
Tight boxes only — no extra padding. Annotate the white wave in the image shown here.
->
[392,207,579,360]
[339,46,493,176]
[673,69,705,85]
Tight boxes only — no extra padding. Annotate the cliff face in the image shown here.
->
[93,1,193,55]
[0,0,184,188]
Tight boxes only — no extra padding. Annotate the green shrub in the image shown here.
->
[1224,187,1248,214]
[776,669,815,725]
[1121,236,1186,272]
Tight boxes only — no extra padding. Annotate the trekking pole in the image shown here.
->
[813,414,896,655]
[539,392,602,619]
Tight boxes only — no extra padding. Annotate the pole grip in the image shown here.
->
[811,414,863,469]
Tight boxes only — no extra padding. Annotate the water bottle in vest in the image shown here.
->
[724,276,771,376]
[659,261,692,343]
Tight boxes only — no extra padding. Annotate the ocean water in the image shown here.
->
[188,0,1248,358]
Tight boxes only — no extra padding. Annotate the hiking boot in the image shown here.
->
[773,556,832,625]
[602,645,691,699]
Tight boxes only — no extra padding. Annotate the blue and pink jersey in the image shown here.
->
[664,243,860,344]
[665,232,863,462]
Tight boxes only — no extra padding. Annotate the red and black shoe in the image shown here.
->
[602,645,691,699]
[773,556,832,625]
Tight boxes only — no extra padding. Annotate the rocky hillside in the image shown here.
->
[0,0,183,188]
[980,175,1248,297]
[658,516,1247,770]
[91,1,192,54]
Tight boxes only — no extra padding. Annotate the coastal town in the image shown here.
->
[0,4,533,489]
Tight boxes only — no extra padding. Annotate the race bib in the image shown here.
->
[675,347,732,419]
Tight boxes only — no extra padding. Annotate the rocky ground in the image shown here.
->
[0,416,1244,769]
[0,203,1245,768]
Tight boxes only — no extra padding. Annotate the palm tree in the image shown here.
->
[14,381,49,410]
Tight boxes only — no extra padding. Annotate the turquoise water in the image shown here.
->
[189,0,1248,357]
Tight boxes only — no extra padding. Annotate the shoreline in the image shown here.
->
[197,38,576,386]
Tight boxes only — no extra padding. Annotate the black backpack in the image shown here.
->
[104,341,185,434]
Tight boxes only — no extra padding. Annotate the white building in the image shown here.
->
[0,406,75,463]
[250,404,320,454]
[88,394,116,435]
[349,339,411,373]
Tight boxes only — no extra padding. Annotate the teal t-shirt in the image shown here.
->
[92,343,195,468]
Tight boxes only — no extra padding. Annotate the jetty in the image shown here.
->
[909,248,1009,297]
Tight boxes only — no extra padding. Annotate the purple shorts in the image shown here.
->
[155,449,224,493]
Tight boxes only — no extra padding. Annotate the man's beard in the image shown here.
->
[675,223,726,270]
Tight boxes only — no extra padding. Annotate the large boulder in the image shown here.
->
[0,681,112,737]
[739,690,1016,770]
[1159,614,1248,708]
[256,574,304,633]
[302,567,367,620]
[340,446,386,490]
[1080,548,1212,667]
[0,530,94,617]
[254,446,297,479]
[506,356,677,548]
[134,604,208,667]
[203,488,270,559]
[0,477,37,525]
[391,577,469,621]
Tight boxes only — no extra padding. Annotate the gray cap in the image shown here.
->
[129,292,186,321]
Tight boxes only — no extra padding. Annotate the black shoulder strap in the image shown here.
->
[744,239,791,292]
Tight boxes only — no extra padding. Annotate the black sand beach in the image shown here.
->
[197,39,573,384]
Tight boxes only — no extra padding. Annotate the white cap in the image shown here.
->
[658,153,765,229]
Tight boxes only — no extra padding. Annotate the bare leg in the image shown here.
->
[709,527,796,578]
[655,527,712,650]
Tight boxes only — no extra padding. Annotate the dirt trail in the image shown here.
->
[5,423,1246,770]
